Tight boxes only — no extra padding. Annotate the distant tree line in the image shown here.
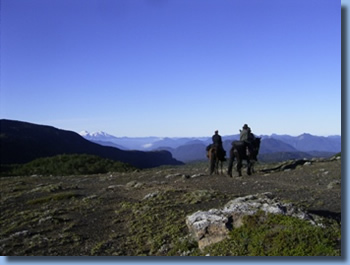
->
[0,154,137,176]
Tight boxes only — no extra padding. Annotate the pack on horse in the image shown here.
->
[227,137,261,177]
[206,145,226,175]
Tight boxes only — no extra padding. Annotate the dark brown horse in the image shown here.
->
[227,137,261,177]
[207,146,225,175]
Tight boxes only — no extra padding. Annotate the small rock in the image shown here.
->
[143,191,160,200]
[134,182,144,188]
[11,230,29,238]
[327,180,341,189]
[83,195,98,203]
[186,209,229,250]
[190,173,205,178]
[126,181,144,188]
[39,216,53,224]
[165,173,182,179]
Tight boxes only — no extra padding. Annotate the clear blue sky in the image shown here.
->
[0,0,341,137]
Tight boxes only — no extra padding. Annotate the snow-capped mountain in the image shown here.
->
[79,131,164,150]
[79,131,118,141]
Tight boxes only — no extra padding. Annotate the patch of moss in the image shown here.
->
[90,240,110,255]
[1,210,42,236]
[183,190,217,204]
[27,192,80,205]
[112,189,205,256]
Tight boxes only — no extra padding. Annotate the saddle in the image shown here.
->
[206,144,226,160]
[232,140,251,156]
[206,144,212,152]
[232,140,245,148]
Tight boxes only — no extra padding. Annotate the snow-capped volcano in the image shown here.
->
[79,131,118,141]
[79,131,163,150]
[79,130,90,137]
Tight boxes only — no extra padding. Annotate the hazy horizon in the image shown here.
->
[79,127,341,139]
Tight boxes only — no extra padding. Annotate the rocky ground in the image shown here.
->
[0,156,341,256]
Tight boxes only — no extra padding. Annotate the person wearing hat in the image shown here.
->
[240,124,253,156]
[212,130,226,160]
[212,130,222,146]
[240,124,249,141]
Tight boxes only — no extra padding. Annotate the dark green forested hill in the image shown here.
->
[0,119,183,168]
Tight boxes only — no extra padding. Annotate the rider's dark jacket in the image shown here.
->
[212,134,223,146]
[212,133,225,159]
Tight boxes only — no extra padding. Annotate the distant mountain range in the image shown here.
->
[80,130,341,163]
[0,119,340,168]
[0,120,183,168]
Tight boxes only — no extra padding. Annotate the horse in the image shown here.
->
[207,146,225,175]
[227,137,261,177]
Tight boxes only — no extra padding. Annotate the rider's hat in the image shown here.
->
[243,124,248,129]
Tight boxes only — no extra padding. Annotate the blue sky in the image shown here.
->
[0,0,341,137]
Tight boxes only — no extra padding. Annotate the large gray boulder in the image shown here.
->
[186,192,317,250]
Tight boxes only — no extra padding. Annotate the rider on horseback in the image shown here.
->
[228,125,260,177]
[240,124,255,156]
[212,130,226,161]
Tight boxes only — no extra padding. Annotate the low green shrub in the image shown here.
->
[1,154,137,176]
[204,212,341,256]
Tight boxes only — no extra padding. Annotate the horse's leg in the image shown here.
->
[251,160,255,174]
[227,148,234,177]
[233,149,242,176]
[227,161,232,177]
[210,157,215,175]
[209,152,213,175]
[236,159,242,177]
[247,160,252,176]
[214,159,218,174]
[210,150,216,175]
[216,157,220,174]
